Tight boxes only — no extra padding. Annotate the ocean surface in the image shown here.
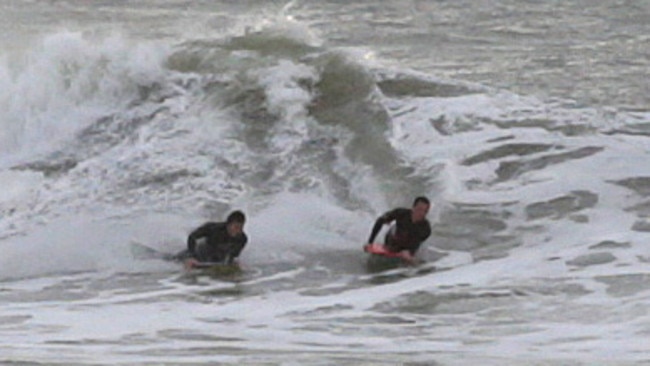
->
[1,1,650,365]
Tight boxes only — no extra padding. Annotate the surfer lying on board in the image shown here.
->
[365,196,432,263]
[176,210,248,268]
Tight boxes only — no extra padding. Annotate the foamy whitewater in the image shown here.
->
[1,1,650,365]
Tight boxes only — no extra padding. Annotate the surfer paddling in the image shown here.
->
[176,210,248,268]
[365,196,432,263]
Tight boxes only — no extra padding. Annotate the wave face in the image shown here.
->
[1,1,650,365]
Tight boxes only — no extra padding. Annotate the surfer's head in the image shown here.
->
[226,210,246,237]
[411,196,430,222]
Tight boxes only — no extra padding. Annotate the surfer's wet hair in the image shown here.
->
[227,210,246,224]
[413,196,430,207]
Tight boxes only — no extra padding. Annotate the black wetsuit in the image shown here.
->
[181,222,247,264]
[367,208,431,255]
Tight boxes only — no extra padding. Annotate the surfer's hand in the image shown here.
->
[400,250,415,264]
[184,258,199,269]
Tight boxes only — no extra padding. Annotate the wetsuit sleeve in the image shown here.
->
[367,210,398,244]
[187,223,210,256]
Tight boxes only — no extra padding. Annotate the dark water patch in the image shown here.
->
[228,87,280,153]
[223,32,320,58]
[520,281,591,297]
[292,314,418,339]
[295,317,428,340]
[46,338,121,345]
[198,286,247,297]
[514,224,546,233]
[0,270,93,286]
[486,134,516,143]
[461,143,555,166]
[169,33,319,74]
[496,146,603,182]
[595,274,650,297]
[0,361,60,366]
[631,220,650,232]
[430,203,518,259]
[175,257,349,298]
[332,315,415,325]
[603,122,650,137]
[364,254,404,273]
[116,332,157,346]
[167,39,229,73]
[609,177,650,197]
[286,304,354,317]
[310,53,377,112]
[470,324,545,338]
[471,235,522,262]
[566,252,616,268]
[134,345,248,357]
[525,190,598,220]
[0,283,94,303]
[542,335,602,347]
[482,117,598,136]
[80,272,176,297]
[373,289,521,315]
[361,265,437,286]
[78,108,168,150]
[429,114,482,135]
[0,314,32,326]
[285,136,370,208]
[568,214,589,223]
[251,353,443,366]
[292,252,439,296]
[434,235,521,262]
[436,203,512,236]
[122,169,202,189]
[376,75,477,98]
[158,328,244,342]
[11,155,77,177]
[624,200,650,218]
[589,240,631,250]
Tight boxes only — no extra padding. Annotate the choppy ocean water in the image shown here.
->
[1,1,650,365]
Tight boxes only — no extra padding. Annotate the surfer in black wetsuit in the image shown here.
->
[366,196,432,262]
[178,210,248,267]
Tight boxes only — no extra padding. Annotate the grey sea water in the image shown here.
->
[1,1,650,365]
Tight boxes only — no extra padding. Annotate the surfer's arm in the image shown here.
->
[184,257,200,269]
[400,250,415,263]
[187,224,210,256]
[367,211,396,244]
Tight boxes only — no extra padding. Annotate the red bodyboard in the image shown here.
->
[363,243,406,258]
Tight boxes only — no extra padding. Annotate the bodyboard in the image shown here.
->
[187,261,241,276]
[130,242,239,275]
[363,243,406,258]
[131,242,234,272]
[363,243,409,272]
